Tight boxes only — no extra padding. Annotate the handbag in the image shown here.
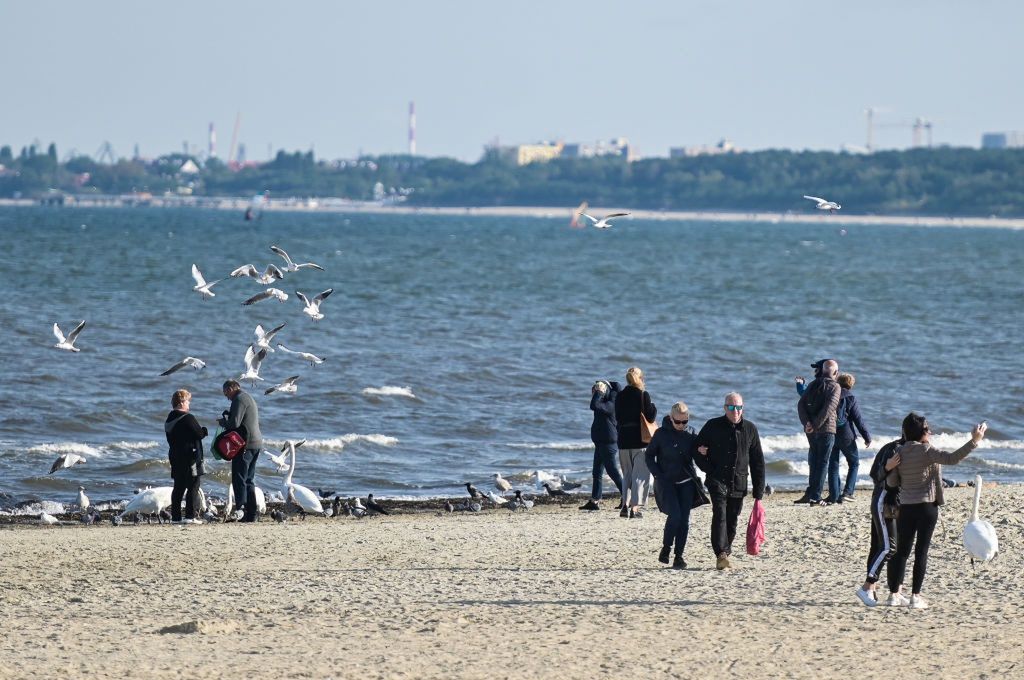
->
[639,391,658,444]
[746,499,766,555]
[213,428,247,461]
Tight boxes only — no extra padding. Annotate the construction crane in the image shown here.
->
[228,112,241,166]
[95,142,116,164]
[877,117,934,148]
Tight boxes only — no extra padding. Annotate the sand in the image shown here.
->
[1,486,1021,679]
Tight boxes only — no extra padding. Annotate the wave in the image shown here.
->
[975,458,1024,471]
[759,432,1024,454]
[507,440,592,451]
[361,386,417,399]
[26,442,103,456]
[304,434,399,451]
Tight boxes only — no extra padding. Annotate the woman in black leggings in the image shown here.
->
[165,389,208,524]
[885,413,986,609]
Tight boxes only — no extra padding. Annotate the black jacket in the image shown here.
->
[694,415,765,499]
[645,416,700,484]
[165,410,207,480]
[590,381,620,444]
[836,389,871,444]
[615,385,656,449]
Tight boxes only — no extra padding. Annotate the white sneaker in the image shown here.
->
[886,591,910,607]
[856,587,877,607]
[909,594,929,609]
[184,518,203,525]
[232,510,244,521]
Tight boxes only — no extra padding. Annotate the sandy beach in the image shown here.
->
[1,486,1020,679]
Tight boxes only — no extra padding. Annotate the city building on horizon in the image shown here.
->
[669,138,740,158]
[981,131,1024,149]
[488,137,635,165]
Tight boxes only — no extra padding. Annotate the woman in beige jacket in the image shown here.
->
[885,413,986,609]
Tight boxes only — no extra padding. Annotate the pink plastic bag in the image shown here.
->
[746,499,766,556]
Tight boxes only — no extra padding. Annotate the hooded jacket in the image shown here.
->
[694,414,766,500]
[615,385,656,450]
[836,389,871,444]
[590,381,620,444]
[886,438,977,506]
[645,415,699,484]
[165,410,207,480]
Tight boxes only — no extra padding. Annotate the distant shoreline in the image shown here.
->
[3,197,1024,229]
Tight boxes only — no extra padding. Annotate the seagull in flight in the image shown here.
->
[271,245,325,272]
[239,345,268,385]
[296,289,333,321]
[253,322,286,353]
[49,452,86,474]
[53,321,86,352]
[581,212,630,229]
[160,356,206,376]
[191,264,222,299]
[803,195,842,213]
[230,263,286,285]
[276,343,325,366]
[266,439,305,472]
[242,288,289,306]
[265,375,300,396]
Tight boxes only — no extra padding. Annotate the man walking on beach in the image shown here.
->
[695,393,765,570]
[796,359,841,506]
[220,379,263,522]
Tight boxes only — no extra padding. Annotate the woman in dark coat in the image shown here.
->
[165,389,207,524]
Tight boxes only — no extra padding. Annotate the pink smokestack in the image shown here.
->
[408,101,416,155]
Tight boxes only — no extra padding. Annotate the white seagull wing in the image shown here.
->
[160,359,189,376]
[803,195,827,205]
[230,264,258,278]
[581,213,599,224]
[313,288,333,304]
[53,323,66,344]
[243,290,272,305]
[295,291,311,307]
[66,320,86,344]
[270,245,295,267]
[191,263,207,287]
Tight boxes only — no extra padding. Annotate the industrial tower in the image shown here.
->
[409,101,416,155]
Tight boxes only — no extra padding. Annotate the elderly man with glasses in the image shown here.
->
[695,393,766,570]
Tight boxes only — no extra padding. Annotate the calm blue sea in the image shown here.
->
[1,206,1022,513]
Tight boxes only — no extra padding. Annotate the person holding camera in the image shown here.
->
[165,389,207,524]
[220,379,263,522]
[580,379,624,511]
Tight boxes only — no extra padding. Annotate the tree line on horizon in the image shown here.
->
[2,142,1024,217]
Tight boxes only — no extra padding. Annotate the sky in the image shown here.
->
[2,0,1021,162]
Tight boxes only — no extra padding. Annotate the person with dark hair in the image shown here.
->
[855,434,903,606]
[219,379,263,522]
[884,413,987,609]
[165,389,207,524]
[580,380,624,511]
[615,367,657,519]
[694,392,766,570]
[826,373,872,503]
[796,359,841,505]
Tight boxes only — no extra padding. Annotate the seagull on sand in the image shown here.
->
[559,476,582,491]
[77,486,90,512]
[239,345,268,385]
[230,263,285,285]
[484,489,508,506]
[253,323,287,353]
[49,452,86,474]
[265,375,300,396]
[493,473,512,493]
[242,288,289,306]
[53,321,86,352]
[276,344,326,366]
[296,289,333,321]
[366,494,390,515]
[444,500,455,513]
[543,482,567,497]
[39,512,59,525]
[465,482,481,499]
[160,356,206,376]
[803,195,842,213]
[271,245,325,272]
[191,264,222,299]
[581,212,630,229]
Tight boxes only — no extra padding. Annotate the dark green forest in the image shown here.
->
[3,142,1023,216]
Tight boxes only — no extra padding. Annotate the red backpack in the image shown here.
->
[213,429,247,461]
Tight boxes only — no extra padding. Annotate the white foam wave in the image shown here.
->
[976,458,1024,471]
[304,434,399,451]
[508,441,592,451]
[109,441,160,451]
[760,432,1024,454]
[26,442,102,456]
[930,432,1024,450]
[2,500,68,516]
[362,386,417,398]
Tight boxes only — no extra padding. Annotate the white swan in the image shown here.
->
[119,486,173,521]
[224,484,267,517]
[962,474,999,567]
[283,444,324,516]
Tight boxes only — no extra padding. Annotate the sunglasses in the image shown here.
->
[725,404,744,412]
[671,418,688,425]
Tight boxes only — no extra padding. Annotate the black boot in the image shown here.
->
[672,555,686,570]
[658,546,671,564]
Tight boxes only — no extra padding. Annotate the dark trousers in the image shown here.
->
[710,491,745,556]
[171,475,198,521]
[865,489,897,583]
[887,502,939,594]
[231,448,261,520]
[661,480,696,556]
[828,437,860,499]
[591,443,624,500]
[805,433,835,502]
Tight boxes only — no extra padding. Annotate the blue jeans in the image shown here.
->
[805,433,834,502]
[231,448,261,520]
[828,437,860,499]
[591,443,624,500]
[660,480,696,555]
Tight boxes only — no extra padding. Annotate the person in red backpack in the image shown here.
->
[219,380,263,522]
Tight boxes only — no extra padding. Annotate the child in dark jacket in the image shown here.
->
[581,380,624,511]
[826,373,872,502]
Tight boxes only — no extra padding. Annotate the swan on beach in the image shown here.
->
[271,245,324,272]
[242,288,289,305]
[119,486,173,523]
[283,444,324,517]
[296,289,333,321]
[230,263,285,285]
[803,195,842,213]
[253,322,287,353]
[224,484,267,517]
[265,375,300,396]
[160,356,206,376]
[239,345,267,385]
[191,264,222,299]
[77,486,90,512]
[48,452,86,474]
[53,321,86,352]
[581,212,630,229]
[962,474,999,568]
[265,439,305,473]
[276,344,325,366]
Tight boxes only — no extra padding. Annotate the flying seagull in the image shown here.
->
[239,345,268,385]
[49,452,86,474]
[276,343,325,366]
[160,356,206,376]
[296,289,333,321]
[803,195,842,213]
[191,264,222,299]
[265,375,300,396]
[242,288,289,306]
[271,245,325,272]
[53,321,86,352]
[230,263,286,285]
[581,212,630,229]
[253,322,287,353]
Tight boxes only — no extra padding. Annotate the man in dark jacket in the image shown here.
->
[796,359,841,505]
[581,380,624,511]
[827,372,872,503]
[219,379,263,522]
[646,402,706,569]
[695,392,766,570]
